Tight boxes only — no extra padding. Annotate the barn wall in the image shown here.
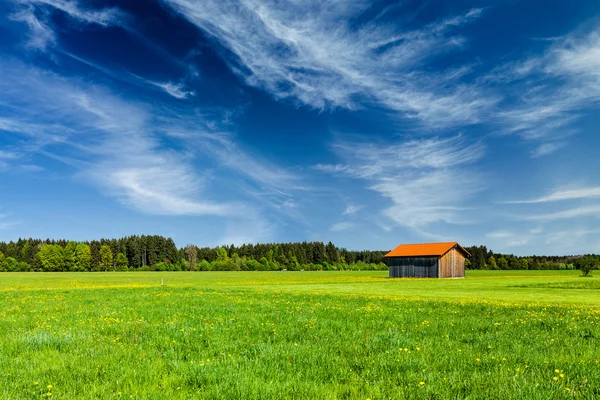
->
[388,257,439,278]
[438,248,465,278]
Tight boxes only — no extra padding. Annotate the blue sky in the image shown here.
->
[1,0,600,255]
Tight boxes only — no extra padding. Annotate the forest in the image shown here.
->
[0,236,595,272]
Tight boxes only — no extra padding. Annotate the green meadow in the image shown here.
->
[0,270,598,399]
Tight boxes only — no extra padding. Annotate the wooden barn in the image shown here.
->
[384,242,470,278]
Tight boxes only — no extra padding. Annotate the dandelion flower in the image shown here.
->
[419,382,425,385]
[559,374,564,378]
[553,377,558,381]
[47,385,53,389]
[554,369,560,373]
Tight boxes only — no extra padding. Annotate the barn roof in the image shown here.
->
[384,242,470,258]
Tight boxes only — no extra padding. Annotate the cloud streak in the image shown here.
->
[163,0,491,128]
[9,0,124,52]
[0,60,239,218]
[490,27,600,155]
[505,187,600,204]
[316,135,485,231]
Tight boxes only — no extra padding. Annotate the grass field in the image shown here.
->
[0,271,598,399]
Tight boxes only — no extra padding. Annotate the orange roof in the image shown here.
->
[384,242,470,258]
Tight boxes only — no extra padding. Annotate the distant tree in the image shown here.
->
[488,256,498,270]
[38,244,65,272]
[184,245,197,270]
[497,257,509,270]
[575,255,599,277]
[198,260,211,271]
[464,258,472,269]
[20,242,29,264]
[115,253,128,271]
[75,243,92,271]
[99,245,113,271]
[216,247,228,262]
[64,241,78,271]
[3,257,18,272]
[326,241,339,263]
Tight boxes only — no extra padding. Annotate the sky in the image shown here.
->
[1,0,600,255]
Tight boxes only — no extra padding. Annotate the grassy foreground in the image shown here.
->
[0,271,598,399]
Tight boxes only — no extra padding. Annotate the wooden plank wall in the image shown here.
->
[388,257,439,278]
[438,248,465,278]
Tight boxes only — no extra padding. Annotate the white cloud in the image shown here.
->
[526,205,600,221]
[531,142,566,158]
[492,27,600,153]
[0,59,305,245]
[486,231,513,239]
[130,74,196,99]
[9,5,56,51]
[316,135,485,231]
[343,205,363,215]
[506,186,600,204]
[0,150,21,160]
[0,60,240,218]
[9,0,124,52]
[163,0,491,128]
[331,222,353,232]
[506,239,528,246]
[26,0,124,26]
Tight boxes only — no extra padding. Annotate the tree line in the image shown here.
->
[0,236,387,272]
[0,237,596,273]
[465,245,598,273]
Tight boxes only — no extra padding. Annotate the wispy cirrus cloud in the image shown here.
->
[343,205,363,215]
[0,61,233,217]
[9,0,124,51]
[0,60,293,222]
[0,57,309,243]
[163,0,492,128]
[316,135,485,232]
[330,222,353,232]
[25,0,124,26]
[505,186,600,204]
[490,27,600,155]
[525,205,600,222]
[130,73,196,100]
[164,0,600,157]
[9,4,56,51]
